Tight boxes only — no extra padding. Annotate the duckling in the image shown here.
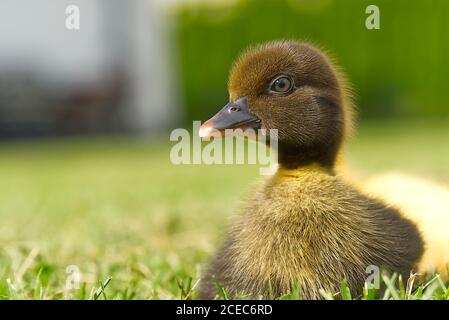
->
[197,40,424,299]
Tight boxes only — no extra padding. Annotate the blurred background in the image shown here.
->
[0,0,448,299]
[2,0,449,137]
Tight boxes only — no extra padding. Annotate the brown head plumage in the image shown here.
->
[201,40,354,169]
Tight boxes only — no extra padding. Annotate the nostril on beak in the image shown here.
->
[229,106,240,112]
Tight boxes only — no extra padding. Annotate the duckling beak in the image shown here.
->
[199,97,261,138]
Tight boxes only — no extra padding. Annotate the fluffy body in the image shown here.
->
[199,166,423,299]
[363,172,449,277]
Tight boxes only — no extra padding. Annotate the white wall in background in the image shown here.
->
[0,0,107,83]
[0,0,179,132]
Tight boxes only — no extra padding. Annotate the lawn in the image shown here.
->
[0,119,448,300]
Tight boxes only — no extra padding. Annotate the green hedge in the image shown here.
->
[173,0,449,123]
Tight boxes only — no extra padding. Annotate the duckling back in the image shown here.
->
[362,172,449,278]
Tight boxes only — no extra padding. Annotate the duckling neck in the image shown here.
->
[276,163,333,178]
[277,145,338,173]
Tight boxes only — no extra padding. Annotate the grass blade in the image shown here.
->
[212,275,228,300]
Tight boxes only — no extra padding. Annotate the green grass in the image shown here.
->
[0,119,448,300]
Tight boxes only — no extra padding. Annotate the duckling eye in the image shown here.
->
[269,76,294,94]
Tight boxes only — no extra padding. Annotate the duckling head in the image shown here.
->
[199,40,354,170]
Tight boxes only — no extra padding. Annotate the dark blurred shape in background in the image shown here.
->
[0,0,179,138]
[0,0,448,139]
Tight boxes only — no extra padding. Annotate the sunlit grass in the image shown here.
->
[207,272,449,300]
[0,119,448,299]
